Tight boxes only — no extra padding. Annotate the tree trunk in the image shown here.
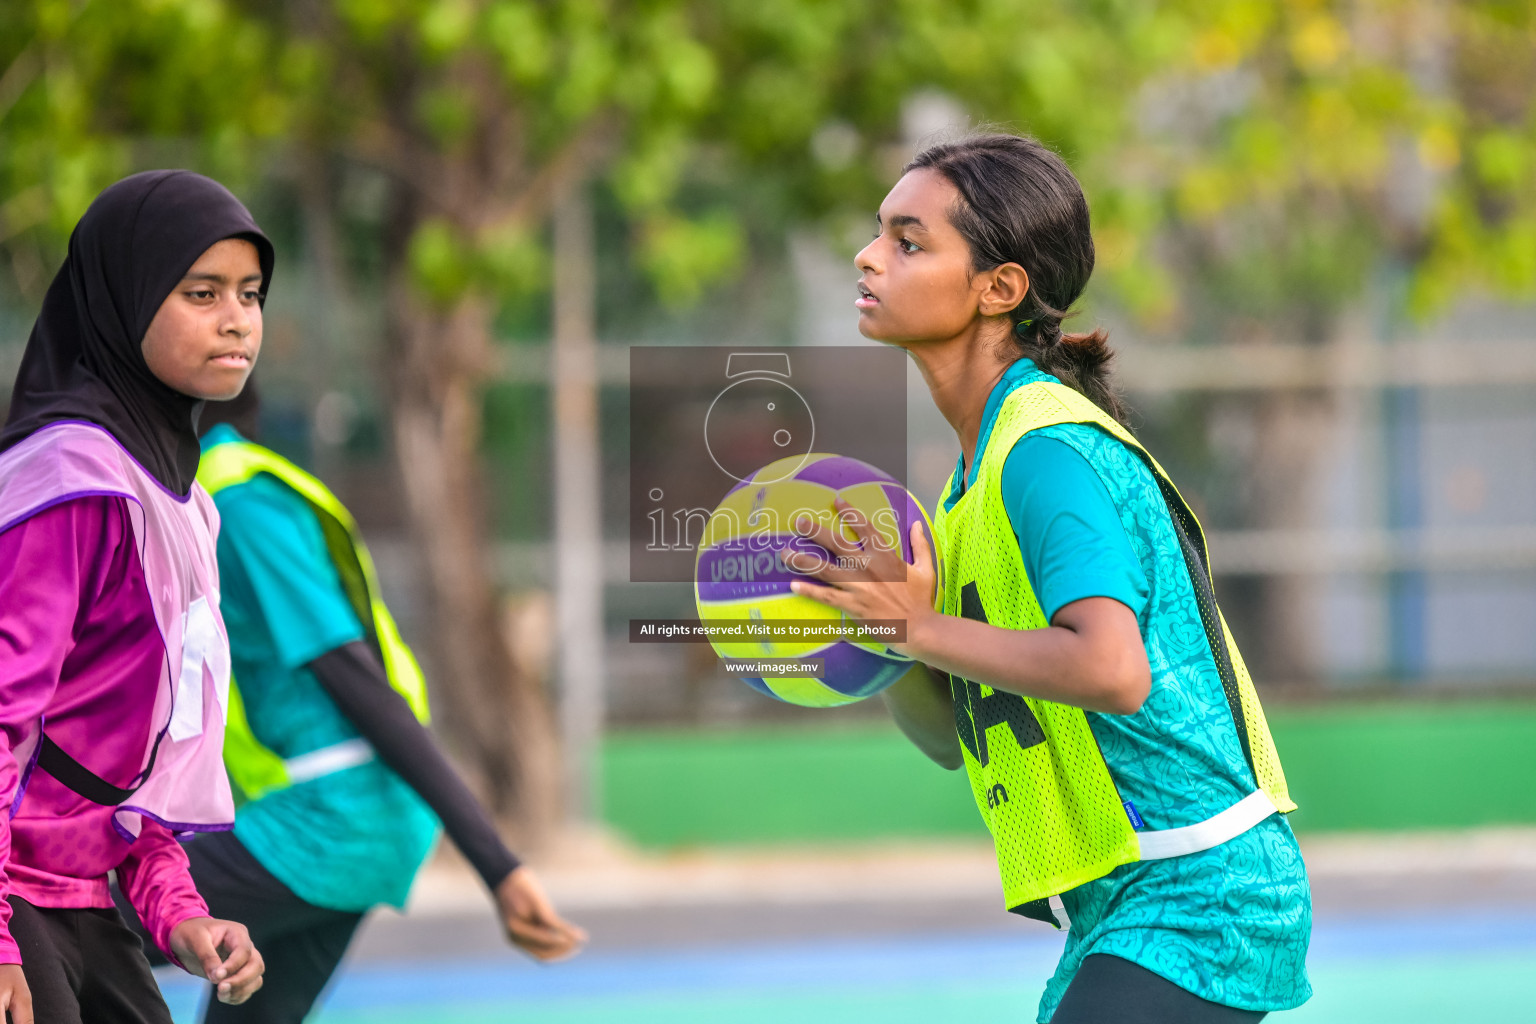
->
[383,267,564,850]
[1242,389,1335,688]
[358,55,616,849]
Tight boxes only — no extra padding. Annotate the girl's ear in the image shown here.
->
[979,263,1030,317]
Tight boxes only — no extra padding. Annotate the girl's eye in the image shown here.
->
[187,289,215,301]
[898,238,921,254]
[241,290,261,303]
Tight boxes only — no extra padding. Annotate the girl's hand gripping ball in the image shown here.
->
[694,453,941,707]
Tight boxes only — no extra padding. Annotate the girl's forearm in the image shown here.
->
[880,662,963,769]
[308,641,521,890]
[904,599,1149,715]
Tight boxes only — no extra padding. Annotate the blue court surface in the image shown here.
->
[157,907,1536,1023]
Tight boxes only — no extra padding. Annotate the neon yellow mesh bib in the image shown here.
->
[198,439,430,800]
[932,381,1293,922]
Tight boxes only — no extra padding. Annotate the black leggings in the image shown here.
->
[1051,954,1268,1024]
[7,896,172,1024]
[116,830,365,1024]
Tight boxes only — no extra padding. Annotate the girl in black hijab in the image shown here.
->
[0,171,271,1022]
[2,169,275,489]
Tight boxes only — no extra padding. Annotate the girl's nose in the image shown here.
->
[223,297,255,338]
[854,240,878,273]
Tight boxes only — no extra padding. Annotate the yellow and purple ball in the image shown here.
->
[693,453,942,707]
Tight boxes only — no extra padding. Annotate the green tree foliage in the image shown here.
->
[0,0,281,293]
[7,1,1535,325]
[869,0,1536,336]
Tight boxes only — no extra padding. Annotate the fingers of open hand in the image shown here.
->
[789,577,837,610]
[790,501,864,558]
[785,500,909,585]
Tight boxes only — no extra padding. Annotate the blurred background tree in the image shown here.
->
[4,0,1535,844]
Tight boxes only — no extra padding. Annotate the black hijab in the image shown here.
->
[1,170,275,496]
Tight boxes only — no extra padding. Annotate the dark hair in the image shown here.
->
[905,134,1127,425]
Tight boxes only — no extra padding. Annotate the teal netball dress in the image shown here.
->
[941,360,1312,1020]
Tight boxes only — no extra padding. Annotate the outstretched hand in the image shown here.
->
[494,867,587,963]
[784,498,939,657]
[170,916,264,1005]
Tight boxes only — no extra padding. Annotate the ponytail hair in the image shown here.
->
[905,134,1128,426]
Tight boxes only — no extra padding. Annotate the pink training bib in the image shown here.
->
[0,421,234,839]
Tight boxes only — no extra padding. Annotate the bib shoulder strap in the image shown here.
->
[990,381,1216,571]
[992,381,1261,782]
[37,734,147,806]
[199,441,355,530]
[199,440,374,619]
[198,439,431,725]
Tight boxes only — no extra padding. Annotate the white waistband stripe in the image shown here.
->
[284,738,375,784]
[1134,790,1279,861]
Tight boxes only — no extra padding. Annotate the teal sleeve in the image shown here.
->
[1000,433,1150,623]
[214,475,366,670]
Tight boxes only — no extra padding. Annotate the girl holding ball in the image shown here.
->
[788,135,1310,1023]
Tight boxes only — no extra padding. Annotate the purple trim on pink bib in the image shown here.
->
[112,806,234,843]
[29,420,195,503]
[0,489,140,537]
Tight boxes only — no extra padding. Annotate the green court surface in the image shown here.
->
[600,700,1536,846]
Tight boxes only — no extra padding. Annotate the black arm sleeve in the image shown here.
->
[306,641,520,890]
